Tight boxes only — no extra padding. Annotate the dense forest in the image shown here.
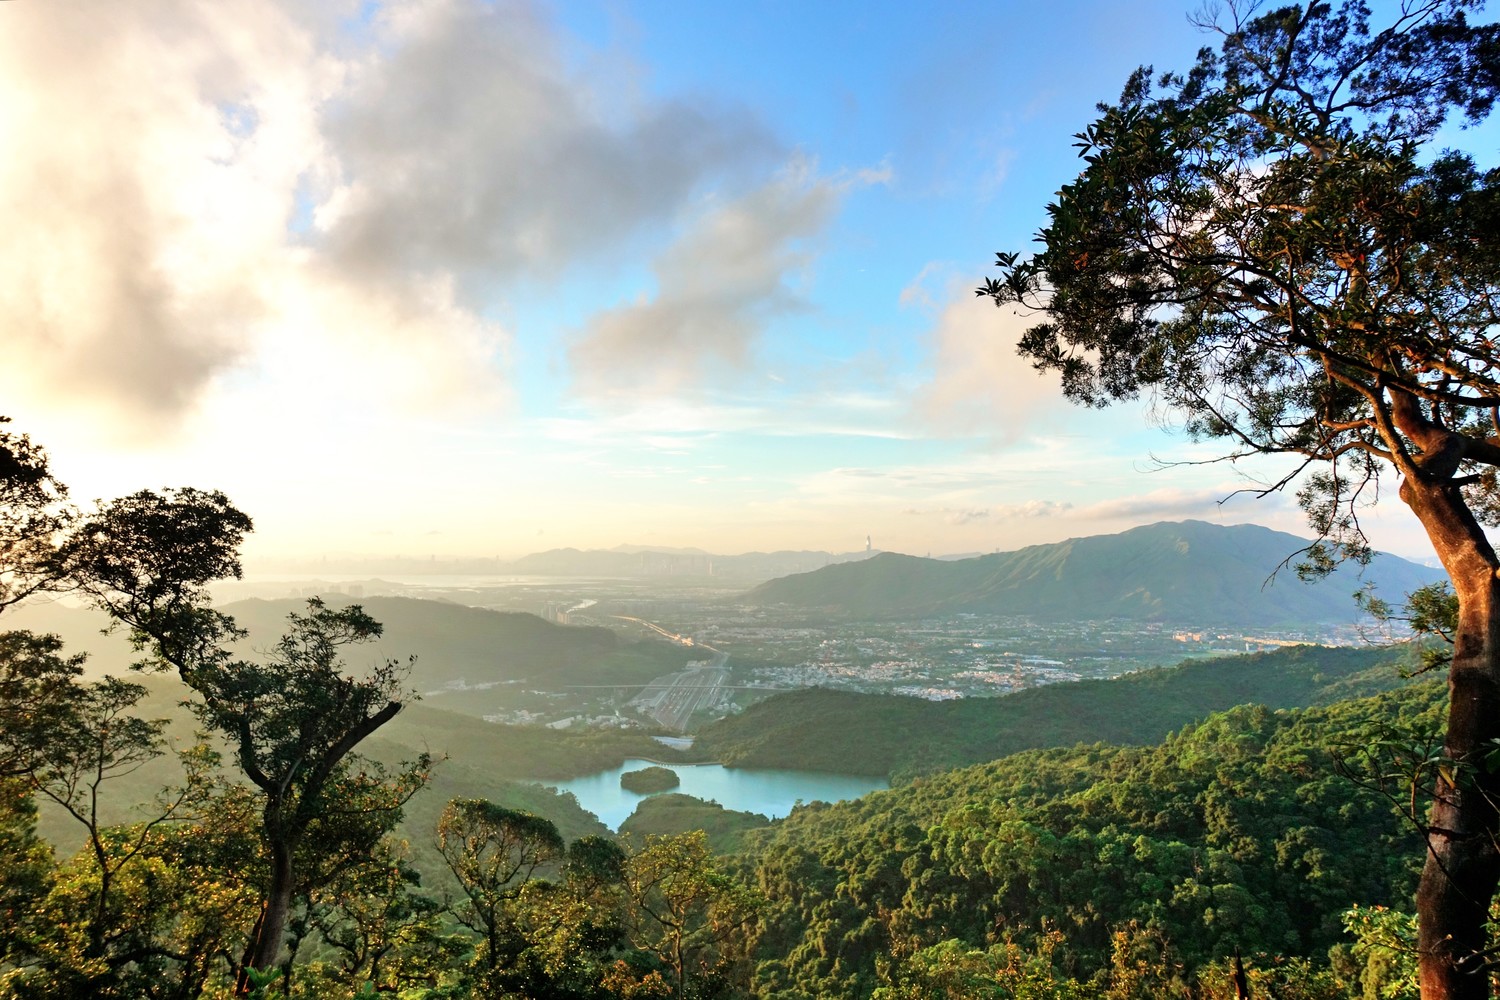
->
[737,679,1443,999]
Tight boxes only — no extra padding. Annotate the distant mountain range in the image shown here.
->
[741,520,1445,627]
[254,548,871,583]
[502,547,869,581]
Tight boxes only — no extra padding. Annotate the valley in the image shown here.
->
[160,520,1428,736]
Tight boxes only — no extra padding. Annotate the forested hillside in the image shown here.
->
[695,642,1411,778]
[736,678,1443,998]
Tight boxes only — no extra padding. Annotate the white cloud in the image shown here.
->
[316,0,776,289]
[569,159,886,399]
[0,1,328,436]
[998,499,1072,518]
[910,280,1069,443]
[1072,486,1256,522]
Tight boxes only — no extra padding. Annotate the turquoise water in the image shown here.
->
[551,759,889,830]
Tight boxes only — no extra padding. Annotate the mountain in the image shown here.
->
[741,519,1444,626]
[220,595,677,683]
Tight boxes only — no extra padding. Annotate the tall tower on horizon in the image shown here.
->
[865,534,872,554]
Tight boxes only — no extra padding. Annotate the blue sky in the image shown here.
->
[1,0,1485,565]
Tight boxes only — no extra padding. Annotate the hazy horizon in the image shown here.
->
[4,1,1488,568]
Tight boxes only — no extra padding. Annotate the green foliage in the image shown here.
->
[0,778,52,968]
[0,417,71,615]
[622,767,682,795]
[0,631,88,778]
[437,797,566,983]
[303,838,459,997]
[1342,905,1420,1000]
[6,804,259,1000]
[619,794,770,856]
[736,680,1443,999]
[622,831,764,999]
[871,935,1090,1000]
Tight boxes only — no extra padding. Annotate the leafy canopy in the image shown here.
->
[978,0,1500,566]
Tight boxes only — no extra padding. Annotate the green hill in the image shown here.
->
[222,595,693,690]
[6,596,696,716]
[743,520,1442,626]
[619,793,770,855]
[737,677,1443,998]
[694,641,1413,778]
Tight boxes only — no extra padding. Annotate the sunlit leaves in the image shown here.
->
[979,1,1500,573]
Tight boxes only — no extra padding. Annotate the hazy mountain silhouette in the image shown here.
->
[742,520,1444,626]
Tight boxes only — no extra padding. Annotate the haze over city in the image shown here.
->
[4,0,1486,565]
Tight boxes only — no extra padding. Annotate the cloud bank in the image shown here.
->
[0,0,786,440]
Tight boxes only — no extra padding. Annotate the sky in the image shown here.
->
[1,0,1491,567]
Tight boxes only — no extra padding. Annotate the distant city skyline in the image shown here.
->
[3,1,1490,568]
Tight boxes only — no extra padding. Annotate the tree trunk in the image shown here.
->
[1403,479,1500,1000]
[246,839,296,977]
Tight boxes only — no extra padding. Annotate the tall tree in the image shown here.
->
[185,599,426,984]
[63,491,426,985]
[437,797,565,987]
[978,2,1498,995]
[622,832,761,999]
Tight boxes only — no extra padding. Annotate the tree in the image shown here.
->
[13,778,261,1000]
[0,417,70,615]
[977,2,1499,995]
[63,491,426,985]
[437,798,565,987]
[621,832,761,999]
[0,421,77,969]
[187,599,427,984]
[304,839,453,996]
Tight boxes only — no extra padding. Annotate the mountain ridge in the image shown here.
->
[741,519,1444,626]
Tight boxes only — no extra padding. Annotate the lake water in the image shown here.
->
[551,759,889,830]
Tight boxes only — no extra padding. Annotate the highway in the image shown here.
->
[610,615,718,651]
[608,615,734,730]
[630,650,730,731]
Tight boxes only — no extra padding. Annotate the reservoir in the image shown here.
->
[551,759,889,830]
